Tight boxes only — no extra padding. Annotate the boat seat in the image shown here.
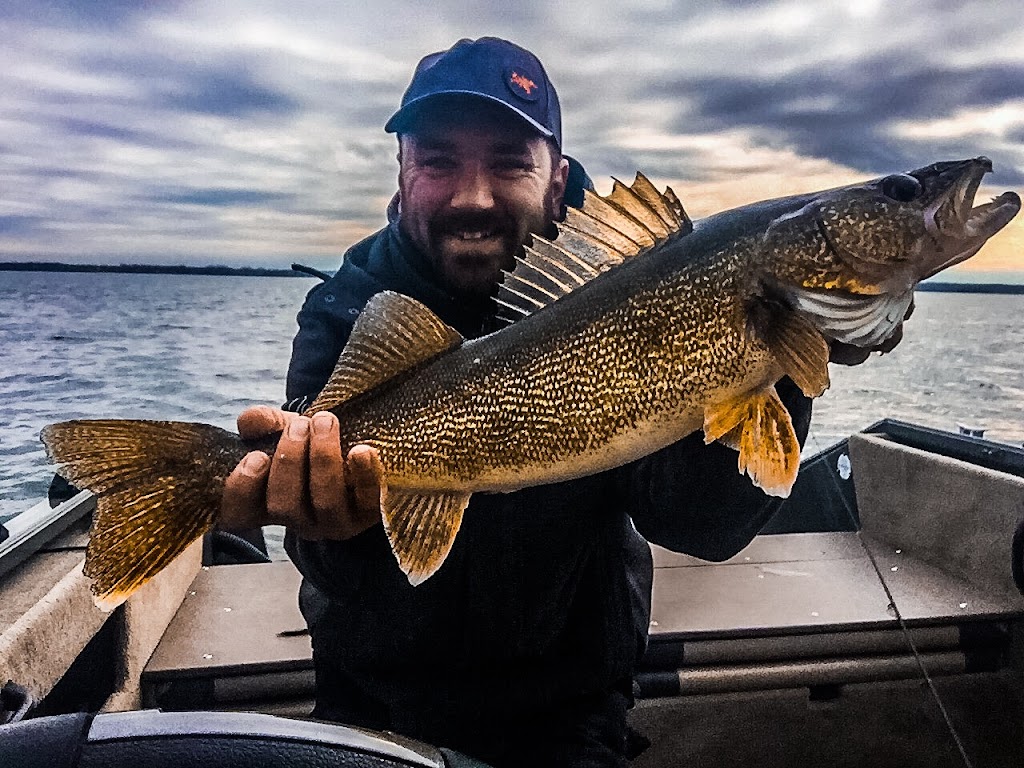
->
[142,430,1024,714]
[638,531,1021,697]
[141,561,312,715]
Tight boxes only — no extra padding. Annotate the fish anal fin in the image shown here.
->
[382,487,470,585]
[704,387,800,498]
[307,291,463,415]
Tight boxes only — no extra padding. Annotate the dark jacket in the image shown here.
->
[284,212,812,750]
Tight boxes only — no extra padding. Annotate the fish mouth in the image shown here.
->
[921,157,1021,279]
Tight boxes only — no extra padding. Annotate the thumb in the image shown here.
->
[237,405,296,440]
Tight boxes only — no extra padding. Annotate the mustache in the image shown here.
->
[429,211,514,235]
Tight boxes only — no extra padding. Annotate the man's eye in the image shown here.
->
[494,159,533,172]
[421,156,457,170]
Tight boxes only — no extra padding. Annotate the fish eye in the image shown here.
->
[881,174,923,202]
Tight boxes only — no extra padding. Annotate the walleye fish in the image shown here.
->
[42,157,1020,606]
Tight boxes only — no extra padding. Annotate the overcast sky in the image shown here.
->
[3,0,1023,276]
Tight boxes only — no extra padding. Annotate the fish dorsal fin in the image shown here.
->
[306,291,463,415]
[382,486,471,585]
[495,172,693,324]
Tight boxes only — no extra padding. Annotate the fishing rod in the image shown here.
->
[803,424,975,768]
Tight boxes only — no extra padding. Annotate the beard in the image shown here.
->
[424,209,526,298]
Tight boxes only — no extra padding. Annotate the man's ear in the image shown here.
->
[552,156,570,219]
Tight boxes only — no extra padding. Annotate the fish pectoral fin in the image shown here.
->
[748,286,831,398]
[306,291,464,415]
[703,387,800,498]
[381,487,471,586]
[766,309,831,398]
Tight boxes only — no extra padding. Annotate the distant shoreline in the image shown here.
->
[2,261,1022,293]
[0,261,327,278]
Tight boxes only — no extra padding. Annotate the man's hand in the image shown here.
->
[828,297,915,366]
[221,405,383,540]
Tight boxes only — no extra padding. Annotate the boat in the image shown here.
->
[1,419,1022,766]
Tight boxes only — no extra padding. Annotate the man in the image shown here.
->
[220,38,896,766]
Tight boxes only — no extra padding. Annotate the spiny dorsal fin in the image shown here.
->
[381,487,471,585]
[702,386,800,498]
[306,291,463,415]
[495,172,693,324]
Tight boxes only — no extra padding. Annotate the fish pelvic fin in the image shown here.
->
[40,419,239,608]
[703,387,800,498]
[381,486,471,585]
[306,291,464,415]
[495,172,693,324]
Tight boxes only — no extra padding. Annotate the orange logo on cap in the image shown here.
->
[510,71,537,95]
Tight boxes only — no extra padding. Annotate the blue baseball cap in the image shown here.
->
[384,37,562,148]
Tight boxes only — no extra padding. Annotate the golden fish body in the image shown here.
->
[336,256,774,493]
[42,158,1020,603]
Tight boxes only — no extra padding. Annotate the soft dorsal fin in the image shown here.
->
[495,172,693,324]
[306,291,463,415]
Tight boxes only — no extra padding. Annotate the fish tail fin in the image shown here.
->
[381,487,471,585]
[40,419,242,608]
[703,386,800,497]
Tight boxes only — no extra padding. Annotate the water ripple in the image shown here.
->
[2,272,1022,521]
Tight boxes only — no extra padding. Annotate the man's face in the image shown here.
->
[397,107,568,298]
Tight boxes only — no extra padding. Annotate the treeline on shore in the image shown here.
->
[0,261,324,278]
[2,262,1021,293]
[915,282,1024,295]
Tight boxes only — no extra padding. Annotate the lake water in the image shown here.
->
[1,270,1022,521]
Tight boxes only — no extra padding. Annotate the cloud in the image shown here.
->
[0,0,1021,271]
[0,215,45,236]
[152,188,293,206]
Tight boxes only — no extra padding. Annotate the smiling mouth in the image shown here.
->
[453,230,498,241]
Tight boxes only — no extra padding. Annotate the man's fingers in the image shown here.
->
[238,405,298,440]
[221,451,270,530]
[347,444,384,529]
[308,412,348,521]
[828,341,871,366]
[265,415,312,527]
